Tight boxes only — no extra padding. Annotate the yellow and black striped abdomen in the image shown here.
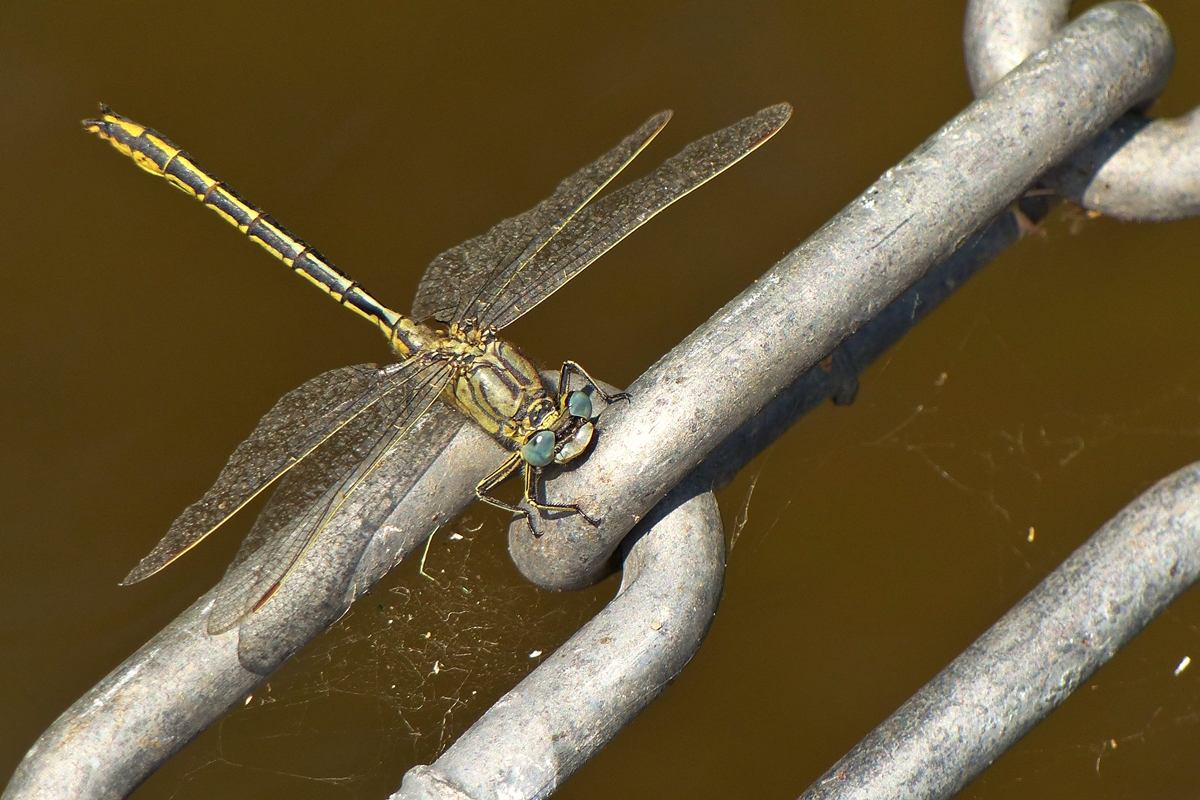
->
[84,106,404,343]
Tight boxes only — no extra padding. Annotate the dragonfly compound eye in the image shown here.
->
[520,430,556,467]
[566,390,593,419]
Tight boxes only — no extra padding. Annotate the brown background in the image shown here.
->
[4,1,1200,798]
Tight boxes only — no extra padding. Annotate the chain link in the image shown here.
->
[969,0,1200,220]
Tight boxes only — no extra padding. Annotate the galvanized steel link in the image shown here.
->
[511,1,1174,591]
[968,0,1200,220]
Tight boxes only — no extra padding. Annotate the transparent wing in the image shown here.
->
[121,364,417,584]
[206,357,454,634]
[412,111,672,325]
[478,103,793,331]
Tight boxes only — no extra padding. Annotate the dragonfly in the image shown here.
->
[85,102,791,633]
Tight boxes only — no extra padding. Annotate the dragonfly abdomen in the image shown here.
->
[83,106,402,339]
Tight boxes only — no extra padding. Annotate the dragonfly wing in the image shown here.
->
[121,364,408,585]
[479,104,792,331]
[411,111,672,325]
[208,483,336,635]
[206,357,454,634]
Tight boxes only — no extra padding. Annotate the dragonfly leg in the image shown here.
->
[559,360,631,405]
[523,464,600,528]
[475,452,538,532]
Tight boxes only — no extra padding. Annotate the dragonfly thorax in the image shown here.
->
[435,324,598,468]
[444,329,557,448]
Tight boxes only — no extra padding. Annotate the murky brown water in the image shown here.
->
[4,2,1200,798]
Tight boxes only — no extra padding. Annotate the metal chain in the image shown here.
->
[969,0,1200,221]
[8,3,1199,800]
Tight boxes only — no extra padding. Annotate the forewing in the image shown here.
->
[478,104,792,331]
[206,357,453,634]
[411,111,672,325]
[472,104,792,331]
[122,364,404,584]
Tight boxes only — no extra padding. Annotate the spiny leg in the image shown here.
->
[559,360,631,405]
[522,463,599,529]
[475,452,536,532]
[474,454,599,536]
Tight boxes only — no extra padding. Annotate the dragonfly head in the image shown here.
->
[518,390,597,468]
[552,389,596,464]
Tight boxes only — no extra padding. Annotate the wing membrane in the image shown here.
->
[479,103,793,330]
[122,360,435,584]
[412,111,672,325]
[206,357,453,634]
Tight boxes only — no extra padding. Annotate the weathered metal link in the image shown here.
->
[968,0,1200,220]
[376,167,1061,800]
[393,475,724,800]
[799,461,1200,800]
[5,384,727,800]
[964,0,1070,94]
[3,401,490,799]
[511,2,1172,591]
[788,5,1200,798]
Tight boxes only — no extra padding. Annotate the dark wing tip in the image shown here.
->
[760,102,793,132]
[645,109,673,140]
[120,530,190,585]
[745,103,793,150]
[120,557,160,586]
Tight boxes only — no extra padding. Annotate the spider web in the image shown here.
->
[140,504,618,798]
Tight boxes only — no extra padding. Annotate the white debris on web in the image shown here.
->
[176,511,618,793]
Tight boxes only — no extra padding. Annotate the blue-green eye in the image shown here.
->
[567,390,592,419]
[520,430,555,467]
